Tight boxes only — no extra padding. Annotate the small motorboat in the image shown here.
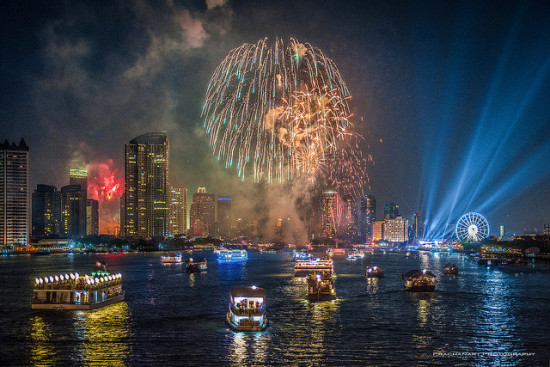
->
[444,263,458,275]
[366,265,383,278]
[186,257,207,272]
[226,286,267,331]
[306,272,336,301]
[404,269,435,292]
[161,253,183,264]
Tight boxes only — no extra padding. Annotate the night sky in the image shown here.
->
[2,0,550,236]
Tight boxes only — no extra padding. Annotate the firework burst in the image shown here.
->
[202,37,353,183]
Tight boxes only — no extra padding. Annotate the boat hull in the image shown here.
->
[32,293,125,311]
[405,285,435,292]
[306,292,336,302]
[226,312,267,331]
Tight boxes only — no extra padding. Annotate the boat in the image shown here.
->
[32,271,124,310]
[347,251,365,261]
[186,257,207,272]
[217,249,248,262]
[161,253,183,264]
[294,257,334,276]
[293,251,312,260]
[306,272,336,301]
[404,269,435,292]
[444,263,459,275]
[366,265,384,278]
[477,257,500,267]
[226,286,267,331]
[94,261,108,272]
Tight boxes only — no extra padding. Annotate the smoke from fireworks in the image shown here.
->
[202,37,359,186]
[86,159,124,234]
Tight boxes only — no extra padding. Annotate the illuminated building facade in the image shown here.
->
[69,168,87,236]
[360,194,376,242]
[189,187,215,237]
[384,216,409,243]
[86,199,99,235]
[373,220,384,242]
[322,191,339,239]
[412,211,423,241]
[169,187,187,235]
[342,194,358,241]
[61,185,84,237]
[1,139,30,245]
[217,196,232,238]
[384,202,399,220]
[32,184,61,239]
[123,132,169,238]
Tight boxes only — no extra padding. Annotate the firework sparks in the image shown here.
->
[202,37,353,183]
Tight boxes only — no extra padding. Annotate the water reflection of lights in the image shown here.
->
[408,293,435,361]
[30,315,57,366]
[228,331,271,366]
[189,273,195,287]
[366,278,379,294]
[78,302,132,366]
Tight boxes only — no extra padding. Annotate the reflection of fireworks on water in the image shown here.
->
[202,37,352,183]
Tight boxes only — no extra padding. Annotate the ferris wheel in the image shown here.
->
[455,212,490,243]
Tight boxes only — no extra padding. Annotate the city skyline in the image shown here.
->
[2,1,550,235]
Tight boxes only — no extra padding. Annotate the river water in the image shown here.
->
[1,251,549,366]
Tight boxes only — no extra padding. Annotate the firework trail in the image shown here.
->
[202,37,355,184]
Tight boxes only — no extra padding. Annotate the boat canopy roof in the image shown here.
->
[405,269,435,278]
[230,286,265,298]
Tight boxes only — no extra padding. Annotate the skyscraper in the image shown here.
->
[322,190,339,239]
[86,199,99,235]
[61,185,84,237]
[342,194,358,241]
[169,187,187,236]
[217,196,232,238]
[384,202,399,220]
[412,211,423,241]
[123,132,169,238]
[69,168,87,236]
[32,184,60,239]
[360,194,376,241]
[1,139,30,245]
[189,187,215,237]
[384,216,409,243]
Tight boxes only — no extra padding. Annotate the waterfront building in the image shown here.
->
[342,194,358,241]
[412,211,423,241]
[122,132,169,238]
[189,187,215,237]
[169,187,187,236]
[322,190,340,240]
[384,216,409,243]
[384,202,399,220]
[32,184,61,239]
[217,196,232,238]
[69,168,88,236]
[0,139,30,245]
[372,220,384,242]
[61,185,84,237]
[86,199,99,235]
[360,194,376,242]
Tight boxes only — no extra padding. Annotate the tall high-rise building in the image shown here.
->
[169,187,187,236]
[217,196,232,238]
[32,184,61,239]
[61,185,84,237]
[86,199,99,235]
[1,139,30,245]
[372,220,385,242]
[360,194,376,241]
[342,194,358,241]
[322,190,340,239]
[384,216,408,243]
[384,202,399,220]
[123,132,169,238]
[69,168,87,236]
[412,211,423,241]
[189,187,215,237]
